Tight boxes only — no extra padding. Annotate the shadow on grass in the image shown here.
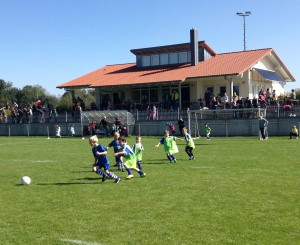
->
[71,170,93,173]
[144,159,169,164]
[28,177,103,186]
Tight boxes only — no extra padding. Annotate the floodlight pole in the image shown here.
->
[236,11,251,51]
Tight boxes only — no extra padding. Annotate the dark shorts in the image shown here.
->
[94,162,110,170]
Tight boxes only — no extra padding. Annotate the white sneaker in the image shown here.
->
[126,174,134,179]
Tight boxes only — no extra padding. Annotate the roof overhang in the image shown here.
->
[253,68,285,82]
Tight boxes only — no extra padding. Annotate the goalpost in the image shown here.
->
[187,110,201,138]
[188,108,266,138]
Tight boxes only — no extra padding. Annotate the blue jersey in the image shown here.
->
[108,139,121,153]
[92,144,109,166]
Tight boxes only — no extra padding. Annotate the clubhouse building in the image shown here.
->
[57,29,295,110]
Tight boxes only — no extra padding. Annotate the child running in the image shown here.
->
[89,135,121,183]
[182,127,195,160]
[156,130,178,163]
[107,132,125,171]
[204,124,211,140]
[114,136,146,179]
[132,135,144,170]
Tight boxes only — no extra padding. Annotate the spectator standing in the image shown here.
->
[258,116,268,140]
[70,125,75,136]
[291,89,296,100]
[55,125,61,138]
[152,105,157,120]
[100,116,110,137]
[177,116,185,136]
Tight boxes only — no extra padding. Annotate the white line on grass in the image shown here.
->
[12,159,53,163]
[61,238,105,245]
[190,166,216,169]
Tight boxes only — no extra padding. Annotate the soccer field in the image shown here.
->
[0,136,299,245]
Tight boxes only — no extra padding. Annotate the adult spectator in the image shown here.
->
[291,89,296,100]
[100,116,110,137]
[258,115,268,140]
[178,116,185,136]
[204,89,211,108]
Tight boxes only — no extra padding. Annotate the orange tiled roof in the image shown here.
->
[57,48,280,89]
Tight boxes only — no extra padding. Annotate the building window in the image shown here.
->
[150,88,158,104]
[169,52,178,64]
[142,56,151,67]
[233,85,239,96]
[132,89,140,103]
[179,51,188,63]
[160,53,168,65]
[219,86,226,96]
[151,55,159,66]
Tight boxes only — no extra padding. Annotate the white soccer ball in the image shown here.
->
[21,176,31,185]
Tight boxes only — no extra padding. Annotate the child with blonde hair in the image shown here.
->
[89,135,121,183]
[156,130,178,163]
[182,127,195,160]
[132,135,144,170]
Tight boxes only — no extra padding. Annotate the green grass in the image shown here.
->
[0,136,299,245]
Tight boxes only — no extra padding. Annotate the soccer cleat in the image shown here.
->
[140,173,146,177]
[173,159,177,163]
[121,168,125,172]
[102,174,107,182]
[126,174,134,179]
[115,177,121,183]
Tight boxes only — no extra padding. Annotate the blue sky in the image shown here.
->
[0,0,299,96]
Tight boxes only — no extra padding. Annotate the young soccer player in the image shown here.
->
[204,124,211,140]
[156,130,178,163]
[182,127,195,160]
[55,124,61,137]
[114,136,146,179]
[132,135,144,170]
[89,135,121,183]
[107,132,125,171]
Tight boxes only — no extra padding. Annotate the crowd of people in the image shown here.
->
[83,116,128,138]
[203,88,298,111]
[0,100,58,124]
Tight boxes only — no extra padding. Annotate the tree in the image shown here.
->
[0,79,14,105]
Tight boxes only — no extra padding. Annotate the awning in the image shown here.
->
[253,68,284,82]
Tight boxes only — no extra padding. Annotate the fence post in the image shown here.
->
[27,124,29,137]
[47,126,50,139]
[226,123,228,137]
[138,123,140,136]
[66,112,68,123]
[136,109,139,121]
[187,110,191,135]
